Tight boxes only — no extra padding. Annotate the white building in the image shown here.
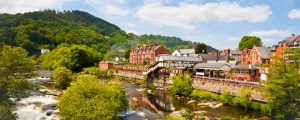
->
[41,48,50,54]
[171,49,198,57]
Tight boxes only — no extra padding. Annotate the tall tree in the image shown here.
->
[266,48,300,119]
[58,75,128,120]
[195,43,207,54]
[0,45,34,119]
[238,36,262,50]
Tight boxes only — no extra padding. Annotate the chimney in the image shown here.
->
[216,50,219,62]
[227,49,230,63]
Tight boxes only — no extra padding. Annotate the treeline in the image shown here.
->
[0,10,215,57]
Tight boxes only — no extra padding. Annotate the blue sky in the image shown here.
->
[1,0,300,49]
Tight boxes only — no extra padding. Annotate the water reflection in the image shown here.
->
[122,81,270,120]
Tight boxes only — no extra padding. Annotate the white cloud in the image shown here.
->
[227,36,240,41]
[135,2,271,30]
[84,0,130,17]
[249,29,291,44]
[0,0,73,14]
[288,9,300,20]
[249,29,290,38]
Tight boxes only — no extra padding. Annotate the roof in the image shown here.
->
[158,55,202,62]
[178,49,195,54]
[193,63,231,70]
[256,47,272,59]
[230,50,242,55]
[232,64,257,70]
[199,54,228,61]
[132,45,163,52]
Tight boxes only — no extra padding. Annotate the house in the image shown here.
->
[220,49,242,62]
[199,54,228,63]
[193,63,231,79]
[41,48,50,54]
[114,56,126,62]
[241,46,272,65]
[171,49,196,57]
[130,44,169,64]
[231,64,260,81]
[271,34,300,62]
[99,61,114,70]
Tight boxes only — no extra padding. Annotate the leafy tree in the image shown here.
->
[171,73,193,96]
[0,45,34,119]
[238,36,262,50]
[58,75,128,120]
[195,43,207,54]
[53,67,72,89]
[219,91,234,105]
[266,49,300,119]
[40,44,102,72]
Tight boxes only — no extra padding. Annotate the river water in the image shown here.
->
[14,79,270,120]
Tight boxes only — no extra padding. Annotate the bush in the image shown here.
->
[58,76,128,120]
[53,67,72,89]
[83,67,100,75]
[219,91,234,105]
[189,90,218,102]
[221,116,232,120]
[250,102,261,110]
[171,74,193,96]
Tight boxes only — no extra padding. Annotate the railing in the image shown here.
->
[193,76,265,87]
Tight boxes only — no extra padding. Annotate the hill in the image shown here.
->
[0,10,216,56]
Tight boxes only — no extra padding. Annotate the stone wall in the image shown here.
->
[114,70,145,80]
[192,79,266,102]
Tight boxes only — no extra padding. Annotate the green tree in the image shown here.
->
[53,67,72,89]
[171,74,193,96]
[40,44,102,72]
[58,75,128,120]
[195,43,207,54]
[266,52,300,119]
[238,36,262,50]
[0,45,34,119]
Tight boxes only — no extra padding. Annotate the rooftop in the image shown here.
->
[193,63,231,70]
[178,49,195,54]
[158,55,202,62]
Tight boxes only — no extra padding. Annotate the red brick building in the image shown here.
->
[271,35,300,61]
[130,45,169,64]
[99,61,114,70]
[241,46,272,65]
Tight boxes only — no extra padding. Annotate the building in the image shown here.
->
[41,48,50,54]
[114,56,126,62]
[220,49,242,62]
[271,34,300,62]
[199,54,228,63]
[241,46,272,65]
[130,45,169,64]
[145,55,203,76]
[99,61,114,70]
[231,64,260,81]
[171,49,197,57]
[193,63,231,79]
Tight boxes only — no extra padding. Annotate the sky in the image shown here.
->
[1,0,300,49]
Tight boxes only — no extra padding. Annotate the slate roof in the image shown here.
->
[232,64,257,70]
[256,47,272,59]
[230,50,242,55]
[178,49,195,54]
[193,63,231,70]
[133,45,163,52]
[159,55,202,62]
[199,54,228,61]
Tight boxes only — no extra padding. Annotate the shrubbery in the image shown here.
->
[58,75,128,120]
[189,90,218,102]
[171,74,193,96]
[53,67,72,89]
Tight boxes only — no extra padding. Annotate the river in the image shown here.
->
[14,78,270,120]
